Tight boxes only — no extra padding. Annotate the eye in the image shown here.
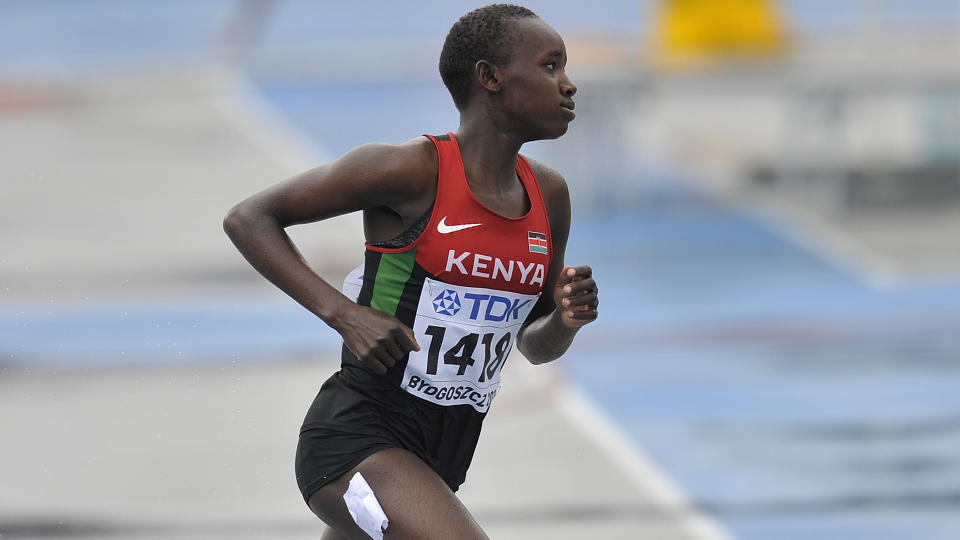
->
[544,62,556,72]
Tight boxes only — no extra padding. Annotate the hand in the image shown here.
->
[554,265,599,328]
[332,304,421,374]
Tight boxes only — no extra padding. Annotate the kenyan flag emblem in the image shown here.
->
[528,231,548,254]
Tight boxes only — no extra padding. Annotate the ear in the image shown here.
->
[475,60,502,93]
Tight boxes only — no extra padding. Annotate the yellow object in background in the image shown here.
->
[654,0,788,67]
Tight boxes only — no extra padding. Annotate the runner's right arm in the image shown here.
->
[223,140,436,373]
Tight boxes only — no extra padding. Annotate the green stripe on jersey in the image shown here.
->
[369,249,417,316]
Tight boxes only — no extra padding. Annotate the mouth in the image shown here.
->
[560,101,576,119]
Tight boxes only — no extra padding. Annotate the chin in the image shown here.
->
[521,120,571,142]
[547,123,571,139]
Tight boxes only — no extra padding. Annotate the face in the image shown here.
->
[496,18,578,140]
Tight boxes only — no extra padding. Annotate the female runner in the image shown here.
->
[224,5,599,539]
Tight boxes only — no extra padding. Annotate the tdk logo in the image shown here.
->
[463,293,532,322]
[433,289,532,322]
[432,290,462,316]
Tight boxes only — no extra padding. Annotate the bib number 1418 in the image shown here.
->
[422,325,512,383]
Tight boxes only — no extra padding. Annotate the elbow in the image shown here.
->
[222,205,244,241]
[516,320,573,365]
[223,202,260,243]
[516,338,552,366]
[524,352,555,366]
[525,356,548,366]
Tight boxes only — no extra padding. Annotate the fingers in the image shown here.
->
[356,337,404,375]
[556,265,598,327]
[395,325,421,353]
[381,337,404,364]
[563,303,598,320]
[561,294,598,324]
[561,291,598,310]
[559,265,593,284]
[562,294,598,314]
[340,307,420,374]
[560,276,597,300]
[368,331,418,373]
[370,350,393,374]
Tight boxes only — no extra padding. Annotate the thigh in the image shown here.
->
[307,447,488,540]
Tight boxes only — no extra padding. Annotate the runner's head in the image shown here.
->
[439,4,538,111]
[440,4,577,139]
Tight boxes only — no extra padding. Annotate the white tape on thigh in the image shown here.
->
[343,472,389,540]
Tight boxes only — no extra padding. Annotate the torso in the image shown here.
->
[347,132,553,413]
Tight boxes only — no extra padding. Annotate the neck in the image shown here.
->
[454,112,524,189]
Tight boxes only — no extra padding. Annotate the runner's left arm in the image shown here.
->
[516,163,598,365]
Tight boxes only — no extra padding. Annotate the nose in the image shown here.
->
[560,73,577,97]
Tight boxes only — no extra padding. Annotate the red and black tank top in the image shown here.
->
[342,132,552,413]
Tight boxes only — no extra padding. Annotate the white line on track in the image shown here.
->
[716,189,904,291]
[554,381,735,540]
[209,67,329,174]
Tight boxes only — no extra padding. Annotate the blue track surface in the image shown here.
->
[561,201,960,540]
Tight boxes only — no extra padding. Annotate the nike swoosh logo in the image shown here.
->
[437,216,482,234]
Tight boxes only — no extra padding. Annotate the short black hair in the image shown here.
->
[439,4,538,110]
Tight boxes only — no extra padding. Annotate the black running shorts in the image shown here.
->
[294,355,485,504]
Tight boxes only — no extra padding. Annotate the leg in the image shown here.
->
[321,527,349,540]
[307,448,488,540]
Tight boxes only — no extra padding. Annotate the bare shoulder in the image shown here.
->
[234,136,439,226]
[341,136,438,193]
[524,155,570,206]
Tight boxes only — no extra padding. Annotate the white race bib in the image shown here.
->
[402,277,539,412]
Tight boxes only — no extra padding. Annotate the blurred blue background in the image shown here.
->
[2,1,960,539]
